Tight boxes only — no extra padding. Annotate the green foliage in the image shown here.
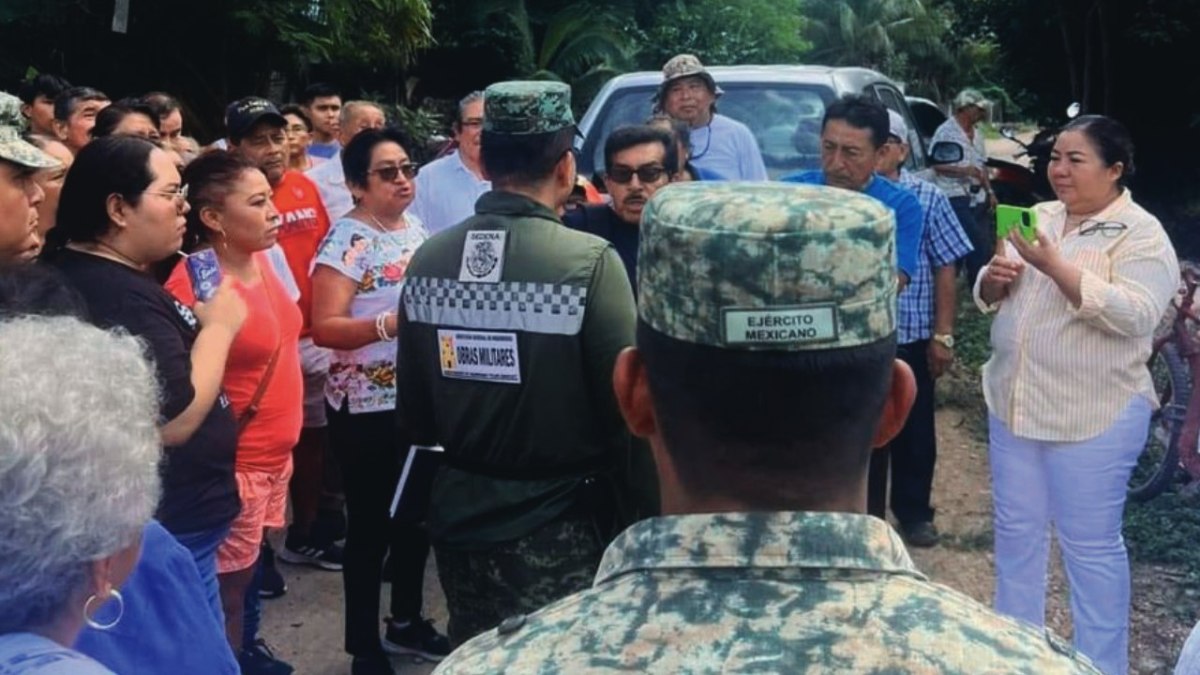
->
[464,0,634,111]
[385,102,445,160]
[937,282,991,442]
[634,0,811,69]
[230,0,432,68]
[1125,492,1200,588]
[323,0,434,68]
[800,0,1004,105]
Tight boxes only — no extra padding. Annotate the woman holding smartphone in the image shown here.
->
[164,151,302,673]
[976,115,1178,675]
[44,135,247,632]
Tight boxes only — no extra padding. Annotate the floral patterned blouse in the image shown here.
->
[314,214,428,414]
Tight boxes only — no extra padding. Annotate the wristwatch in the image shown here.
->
[932,334,955,349]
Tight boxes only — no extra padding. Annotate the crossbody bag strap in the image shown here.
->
[236,265,284,434]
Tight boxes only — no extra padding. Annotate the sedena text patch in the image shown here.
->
[438,329,521,384]
[722,305,838,346]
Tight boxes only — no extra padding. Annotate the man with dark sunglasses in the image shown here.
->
[563,125,677,290]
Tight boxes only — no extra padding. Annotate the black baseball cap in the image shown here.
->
[226,97,286,142]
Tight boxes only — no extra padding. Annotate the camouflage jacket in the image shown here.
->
[434,511,1102,674]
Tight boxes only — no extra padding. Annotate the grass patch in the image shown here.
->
[1125,492,1200,588]
[942,527,995,552]
[936,283,992,442]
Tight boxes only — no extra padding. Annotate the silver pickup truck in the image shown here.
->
[575,65,930,181]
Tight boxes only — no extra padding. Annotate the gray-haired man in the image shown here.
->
[409,91,491,234]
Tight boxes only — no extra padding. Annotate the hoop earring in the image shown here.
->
[83,588,124,631]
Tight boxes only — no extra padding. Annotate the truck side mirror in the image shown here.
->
[928,141,964,165]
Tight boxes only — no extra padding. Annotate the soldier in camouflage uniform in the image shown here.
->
[0,91,58,262]
[433,182,1102,674]
[395,81,641,647]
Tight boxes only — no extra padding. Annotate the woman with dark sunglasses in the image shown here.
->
[309,127,448,675]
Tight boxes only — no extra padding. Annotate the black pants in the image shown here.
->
[868,340,937,526]
[953,196,992,286]
[328,402,429,657]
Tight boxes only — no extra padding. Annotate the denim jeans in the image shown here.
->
[172,523,232,629]
[989,396,1150,675]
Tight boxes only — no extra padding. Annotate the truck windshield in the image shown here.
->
[581,83,835,180]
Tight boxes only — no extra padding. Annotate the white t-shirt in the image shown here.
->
[0,632,114,674]
[313,214,428,414]
[409,150,491,235]
[306,154,353,222]
[688,113,769,181]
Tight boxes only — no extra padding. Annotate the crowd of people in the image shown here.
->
[0,51,1187,675]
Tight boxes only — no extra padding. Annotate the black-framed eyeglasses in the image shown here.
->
[369,163,419,182]
[607,165,667,185]
[1079,220,1129,238]
[459,118,483,129]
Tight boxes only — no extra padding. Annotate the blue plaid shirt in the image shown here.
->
[896,171,973,344]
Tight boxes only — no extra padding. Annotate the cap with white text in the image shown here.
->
[638,182,897,351]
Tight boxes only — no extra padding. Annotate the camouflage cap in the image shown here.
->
[483,81,575,135]
[952,88,991,111]
[0,91,23,129]
[0,91,59,170]
[657,54,722,100]
[638,182,897,351]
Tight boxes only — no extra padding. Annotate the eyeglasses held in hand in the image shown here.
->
[369,163,419,182]
[1079,220,1129,238]
[607,165,667,185]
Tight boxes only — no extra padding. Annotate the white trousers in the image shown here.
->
[989,396,1151,675]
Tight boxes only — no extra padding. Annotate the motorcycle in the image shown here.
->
[987,103,1081,207]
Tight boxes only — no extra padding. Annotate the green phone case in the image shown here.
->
[996,205,1038,242]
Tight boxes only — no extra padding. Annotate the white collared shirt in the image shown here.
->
[974,189,1180,441]
[409,150,491,235]
[306,151,353,221]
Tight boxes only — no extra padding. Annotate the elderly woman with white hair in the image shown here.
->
[0,315,162,674]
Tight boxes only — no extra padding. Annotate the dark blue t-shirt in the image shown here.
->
[562,205,639,294]
[780,170,924,281]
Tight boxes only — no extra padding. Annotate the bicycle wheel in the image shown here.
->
[1128,342,1191,502]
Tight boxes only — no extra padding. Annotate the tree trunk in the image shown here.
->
[1054,0,1081,102]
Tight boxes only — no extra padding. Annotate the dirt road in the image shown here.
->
[261,406,1194,674]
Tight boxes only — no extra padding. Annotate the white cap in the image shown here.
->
[887,110,908,142]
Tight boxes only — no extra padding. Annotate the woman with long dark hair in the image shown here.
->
[44,135,247,636]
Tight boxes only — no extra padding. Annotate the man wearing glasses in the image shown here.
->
[409,91,491,235]
[563,124,676,291]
